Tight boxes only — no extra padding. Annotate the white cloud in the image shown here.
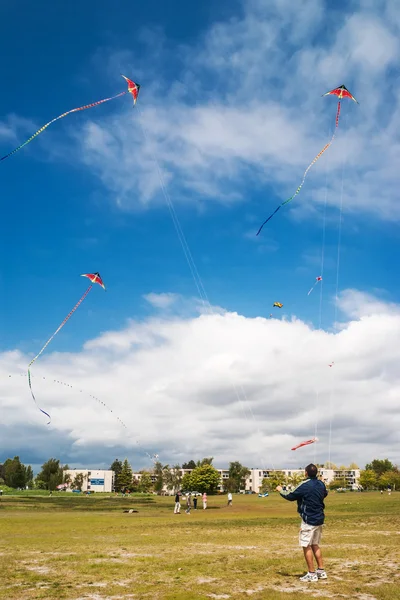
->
[2,289,400,470]
[66,0,400,223]
[143,292,179,309]
[338,289,400,320]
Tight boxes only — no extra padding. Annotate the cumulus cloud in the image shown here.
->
[2,289,400,470]
[67,0,400,222]
[143,292,179,309]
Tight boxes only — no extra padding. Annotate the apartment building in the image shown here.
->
[64,469,114,493]
[129,466,361,493]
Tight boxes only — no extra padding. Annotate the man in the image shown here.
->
[227,492,233,506]
[174,491,181,514]
[276,464,328,582]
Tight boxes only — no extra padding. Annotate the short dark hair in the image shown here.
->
[305,464,318,478]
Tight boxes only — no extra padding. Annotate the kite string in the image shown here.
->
[313,138,330,464]
[328,110,347,466]
[136,107,274,472]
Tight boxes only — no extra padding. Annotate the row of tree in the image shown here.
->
[359,459,400,490]
[110,458,251,494]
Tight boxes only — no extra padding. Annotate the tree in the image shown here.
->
[3,457,27,488]
[164,464,182,493]
[72,472,86,491]
[197,457,214,467]
[63,471,72,487]
[324,462,338,469]
[110,459,123,492]
[359,469,378,490]
[118,459,133,490]
[182,460,196,470]
[348,462,359,470]
[25,466,34,488]
[153,461,166,495]
[288,473,303,487]
[329,477,347,490]
[138,472,152,493]
[189,464,220,494]
[379,470,400,490]
[260,471,286,493]
[365,459,394,477]
[223,477,240,493]
[181,472,193,491]
[36,459,64,491]
[228,462,250,492]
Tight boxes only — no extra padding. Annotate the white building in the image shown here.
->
[64,469,114,493]
[131,466,360,494]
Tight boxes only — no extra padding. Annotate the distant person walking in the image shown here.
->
[193,495,198,510]
[185,492,192,514]
[277,463,328,583]
[174,491,181,514]
[227,492,233,506]
[202,492,207,509]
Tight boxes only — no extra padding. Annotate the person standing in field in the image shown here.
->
[174,491,181,514]
[227,492,233,506]
[193,495,198,510]
[202,492,207,509]
[185,492,192,514]
[276,463,328,582]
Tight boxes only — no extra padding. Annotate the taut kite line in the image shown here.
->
[256,85,358,235]
[1,75,140,162]
[27,273,106,423]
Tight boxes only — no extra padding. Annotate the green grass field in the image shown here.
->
[1,491,399,599]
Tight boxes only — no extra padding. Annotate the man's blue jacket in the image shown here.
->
[280,477,328,525]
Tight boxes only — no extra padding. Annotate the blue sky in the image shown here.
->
[1,0,400,470]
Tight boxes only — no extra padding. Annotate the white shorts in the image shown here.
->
[299,520,323,547]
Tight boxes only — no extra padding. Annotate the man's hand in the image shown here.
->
[276,485,282,492]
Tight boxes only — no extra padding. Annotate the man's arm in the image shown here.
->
[276,481,307,502]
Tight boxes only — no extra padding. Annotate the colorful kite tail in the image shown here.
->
[28,284,93,368]
[1,92,127,162]
[27,284,93,422]
[28,368,51,424]
[256,100,342,236]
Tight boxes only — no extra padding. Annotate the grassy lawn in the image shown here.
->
[1,491,399,599]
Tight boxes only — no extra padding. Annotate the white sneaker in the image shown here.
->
[317,570,327,580]
[299,573,318,582]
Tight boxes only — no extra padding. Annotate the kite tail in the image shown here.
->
[1,91,127,162]
[336,101,341,128]
[28,284,93,368]
[28,368,51,424]
[27,284,93,422]
[307,285,315,296]
[256,205,282,236]
[257,105,342,235]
